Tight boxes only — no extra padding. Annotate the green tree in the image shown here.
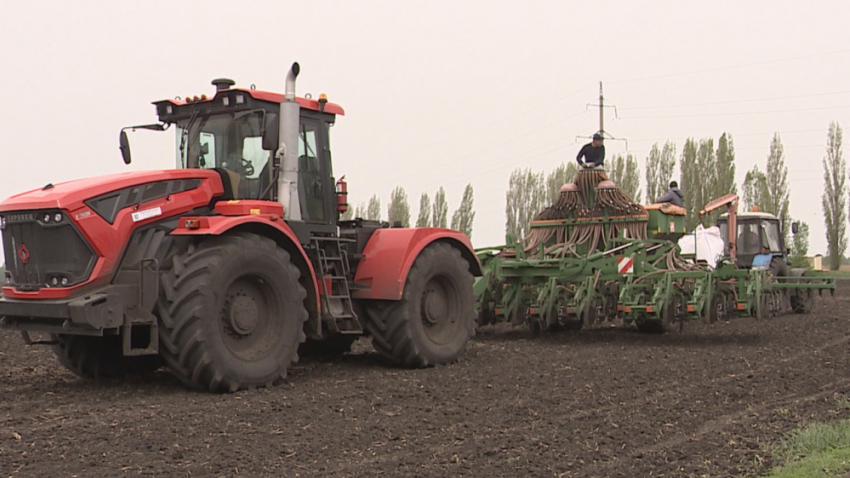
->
[645,141,677,204]
[451,183,475,238]
[354,202,367,220]
[366,194,382,221]
[695,138,717,222]
[714,133,737,197]
[340,205,354,221]
[789,221,810,269]
[741,165,770,212]
[416,192,431,227]
[506,167,546,242]
[607,153,641,201]
[764,133,790,242]
[679,138,699,228]
[432,187,448,228]
[387,186,410,227]
[545,162,579,204]
[822,121,847,270]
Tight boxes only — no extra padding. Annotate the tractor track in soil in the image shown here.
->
[0,283,848,477]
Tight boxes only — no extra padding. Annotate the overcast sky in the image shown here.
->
[1,1,849,261]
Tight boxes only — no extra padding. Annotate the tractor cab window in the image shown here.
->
[175,111,273,199]
[297,119,326,221]
[762,220,781,252]
[736,222,761,255]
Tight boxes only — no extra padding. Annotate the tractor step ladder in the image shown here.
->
[310,237,361,334]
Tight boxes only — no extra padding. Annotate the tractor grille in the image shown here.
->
[1,211,96,291]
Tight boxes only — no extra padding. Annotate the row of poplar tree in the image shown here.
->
[506,121,848,270]
[342,184,476,239]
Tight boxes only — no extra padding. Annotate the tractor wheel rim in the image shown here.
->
[220,275,282,361]
[419,276,458,345]
[228,294,260,335]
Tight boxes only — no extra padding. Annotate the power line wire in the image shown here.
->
[620,104,850,120]
[609,48,850,84]
[621,90,850,111]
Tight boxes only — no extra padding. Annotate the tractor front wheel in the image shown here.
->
[363,242,476,367]
[157,233,307,392]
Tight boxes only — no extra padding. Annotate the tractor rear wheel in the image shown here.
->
[157,233,307,392]
[51,334,163,379]
[789,269,815,314]
[768,257,788,278]
[363,242,475,367]
[790,292,814,314]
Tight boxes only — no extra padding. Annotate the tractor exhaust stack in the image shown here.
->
[278,62,301,220]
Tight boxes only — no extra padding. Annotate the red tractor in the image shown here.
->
[0,63,480,392]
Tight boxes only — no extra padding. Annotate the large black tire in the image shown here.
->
[790,292,814,314]
[156,233,307,392]
[789,268,815,314]
[51,334,163,379]
[768,257,788,278]
[363,242,476,368]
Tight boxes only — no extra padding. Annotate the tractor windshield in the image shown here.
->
[726,220,781,255]
[761,220,781,252]
[175,111,274,199]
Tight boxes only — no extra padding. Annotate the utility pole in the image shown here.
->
[576,81,627,149]
[598,81,605,135]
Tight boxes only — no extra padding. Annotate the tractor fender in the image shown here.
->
[351,228,482,300]
[170,215,321,317]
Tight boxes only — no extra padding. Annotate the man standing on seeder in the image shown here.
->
[576,133,605,168]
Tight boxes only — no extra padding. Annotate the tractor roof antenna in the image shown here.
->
[575,81,628,150]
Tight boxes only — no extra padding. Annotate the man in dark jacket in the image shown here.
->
[576,133,605,168]
[656,181,684,207]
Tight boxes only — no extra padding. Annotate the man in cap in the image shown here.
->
[576,133,605,168]
[655,181,684,207]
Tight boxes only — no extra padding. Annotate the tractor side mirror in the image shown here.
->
[119,130,131,165]
[791,222,799,235]
[262,114,279,151]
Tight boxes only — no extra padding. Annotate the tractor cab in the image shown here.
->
[150,78,345,232]
[717,212,786,269]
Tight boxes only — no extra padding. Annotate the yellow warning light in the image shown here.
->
[319,93,328,102]
[752,205,759,212]
[201,94,207,100]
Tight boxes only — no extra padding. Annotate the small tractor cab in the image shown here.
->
[122,66,344,238]
[0,63,480,392]
[716,210,788,276]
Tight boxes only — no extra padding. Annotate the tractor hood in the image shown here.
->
[0,169,223,212]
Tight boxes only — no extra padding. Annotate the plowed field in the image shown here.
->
[1,284,848,477]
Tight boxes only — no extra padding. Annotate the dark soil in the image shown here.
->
[1,284,849,478]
